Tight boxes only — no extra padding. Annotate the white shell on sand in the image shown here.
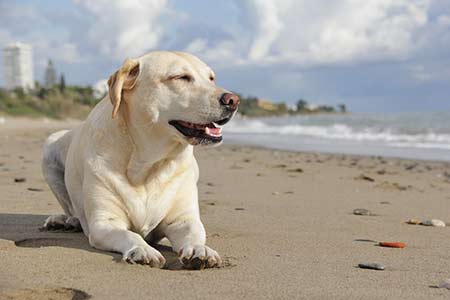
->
[421,219,446,227]
[438,279,450,289]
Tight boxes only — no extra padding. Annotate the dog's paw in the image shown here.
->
[40,215,82,232]
[124,245,166,268]
[178,245,222,270]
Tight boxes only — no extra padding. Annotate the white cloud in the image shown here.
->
[191,0,431,67]
[93,79,108,98]
[73,0,167,59]
[246,0,284,61]
[185,38,208,53]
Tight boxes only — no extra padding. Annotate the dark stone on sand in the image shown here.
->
[14,177,26,183]
[273,164,288,168]
[358,263,385,270]
[353,208,373,216]
[355,174,375,182]
[405,163,418,170]
[376,181,411,191]
[235,207,245,211]
[27,187,44,192]
[287,168,303,173]
[379,201,390,205]
[206,182,215,187]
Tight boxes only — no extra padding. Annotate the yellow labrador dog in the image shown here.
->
[41,51,239,269]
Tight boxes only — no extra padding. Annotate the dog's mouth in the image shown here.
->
[169,117,231,145]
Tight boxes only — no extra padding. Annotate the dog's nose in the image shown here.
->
[219,93,240,111]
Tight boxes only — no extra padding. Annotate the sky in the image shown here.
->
[1,0,450,112]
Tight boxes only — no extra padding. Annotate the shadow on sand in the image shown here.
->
[0,213,183,270]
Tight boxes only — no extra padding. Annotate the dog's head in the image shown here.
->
[107,51,239,146]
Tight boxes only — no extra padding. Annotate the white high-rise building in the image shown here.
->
[3,42,34,90]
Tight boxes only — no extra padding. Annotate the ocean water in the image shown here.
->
[223,112,450,161]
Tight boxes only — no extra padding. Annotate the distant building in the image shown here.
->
[44,59,57,88]
[256,99,278,111]
[3,42,34,90]
[305,103,318,111]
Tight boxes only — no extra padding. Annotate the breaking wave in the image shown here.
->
[225,119,450,150]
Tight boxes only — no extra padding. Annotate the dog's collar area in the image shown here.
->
[169,120,224,144]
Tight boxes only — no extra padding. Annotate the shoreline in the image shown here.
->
[225,141,450,165]
[1,116,449,164]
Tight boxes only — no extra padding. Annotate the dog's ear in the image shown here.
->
[108,58,140,119]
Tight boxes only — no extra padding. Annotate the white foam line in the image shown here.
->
[225,119,450,149]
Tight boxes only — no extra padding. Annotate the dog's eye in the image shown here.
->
[171,74,193,82]
[209,75,215,81]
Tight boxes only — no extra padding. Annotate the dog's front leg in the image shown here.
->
[88,217,166,268]
[164,215,221,269]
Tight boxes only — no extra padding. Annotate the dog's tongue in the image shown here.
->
[205,126,222,137]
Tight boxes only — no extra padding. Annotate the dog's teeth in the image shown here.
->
[205,126,222,137]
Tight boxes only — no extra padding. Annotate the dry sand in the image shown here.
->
[1,118,450,299]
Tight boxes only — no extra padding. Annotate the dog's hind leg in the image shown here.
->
[40,214,81,232]
[41,130,81,232]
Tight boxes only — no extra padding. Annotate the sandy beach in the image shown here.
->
[1,118,450,300]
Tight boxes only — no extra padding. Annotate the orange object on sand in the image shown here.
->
[378,242,406,248]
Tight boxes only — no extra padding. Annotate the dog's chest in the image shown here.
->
[125,160,191,235]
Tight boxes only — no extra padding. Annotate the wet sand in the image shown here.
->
[1,118,450,299]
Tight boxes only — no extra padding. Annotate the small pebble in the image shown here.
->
[272,164,288,168]
[358,263,385,271]
[355,174,375,182]
[406,219,421,225]
[287,168,303,173]
[234,207,245,211]
[378,241,406,248]
[27,188,44,192]
[14,177,26,183]
[438,279,450,290]
[421,219,446,227]
[353,208,372,216]
[272,191,280,195]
